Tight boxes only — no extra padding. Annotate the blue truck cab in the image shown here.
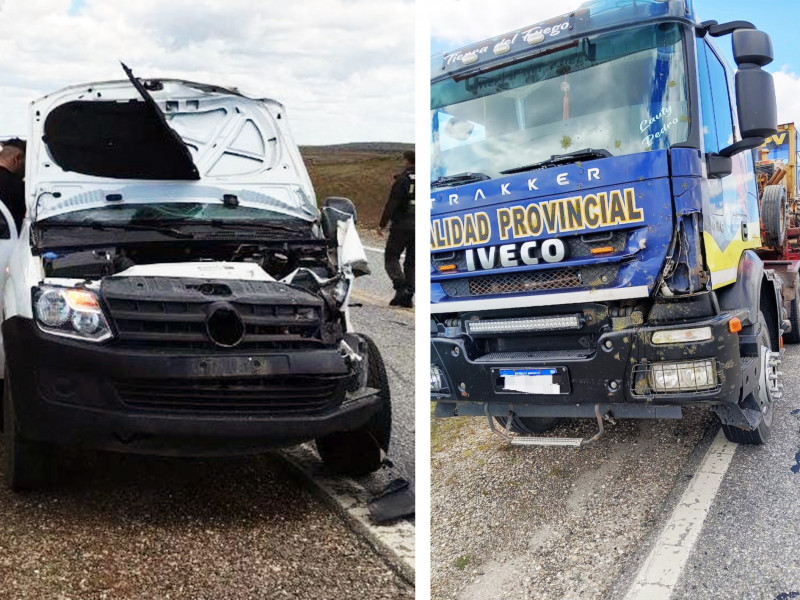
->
[429,0,785,445]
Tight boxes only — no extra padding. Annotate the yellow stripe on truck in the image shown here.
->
[703,222,761,289]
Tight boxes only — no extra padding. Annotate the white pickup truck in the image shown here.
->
[0,69,390,490]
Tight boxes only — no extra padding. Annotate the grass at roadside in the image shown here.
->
[430,403,472,453]
[301,142,414,228]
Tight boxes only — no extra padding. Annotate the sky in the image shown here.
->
[0,0,414,145]
[431,0,800,125]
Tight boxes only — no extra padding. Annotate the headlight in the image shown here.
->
[320,275,350,307]
[33,287,113,342]
[331,278,350,305]
[647,359,717,393]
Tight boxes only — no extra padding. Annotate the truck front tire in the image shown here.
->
[316,335,391,477]
[721,311,777,445]
[3,368,55,491]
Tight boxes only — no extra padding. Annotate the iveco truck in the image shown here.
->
[430,0,785,446]
[0,68,391,490]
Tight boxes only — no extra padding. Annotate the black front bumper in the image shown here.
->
[432,311,747,419]
[3,317,383,456]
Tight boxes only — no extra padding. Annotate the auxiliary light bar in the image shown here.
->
[465,313,583,335]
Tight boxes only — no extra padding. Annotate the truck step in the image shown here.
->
[487,404,607,448]
[510,436,584,447]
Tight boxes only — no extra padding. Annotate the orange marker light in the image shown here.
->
[590,246,614,255]
[728,317,742,333]
[63,289,101,313]
[438,264,457,272]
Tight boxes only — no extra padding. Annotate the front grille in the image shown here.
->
[475,349,592,362]
[116,375,345,414]
[102,277,325,349]
[440,264,620,298]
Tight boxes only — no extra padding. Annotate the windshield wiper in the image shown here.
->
[500,148,612,175]
[40,220,195,239]
[431,172,491,189]
[139,218,308,236]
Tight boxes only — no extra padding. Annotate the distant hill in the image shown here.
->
[301,142,414,227]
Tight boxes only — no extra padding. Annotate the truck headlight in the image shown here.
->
[648,359,716,393]
[651,327,713,345]
[34,287,113,342]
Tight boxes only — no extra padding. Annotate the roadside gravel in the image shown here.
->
[0,447,413,600]
[430,407,715,600]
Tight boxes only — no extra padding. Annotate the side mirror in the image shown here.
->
[732,29,773,67]
[320,196,358,241]
[717,29,778,158]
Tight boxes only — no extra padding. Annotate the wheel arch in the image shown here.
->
[717,250,783,346]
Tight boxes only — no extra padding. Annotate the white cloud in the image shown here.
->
[0,0,414,144]
[431,0,583,48]
[772,68,800,126]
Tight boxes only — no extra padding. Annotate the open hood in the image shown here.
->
[27,75,318,222]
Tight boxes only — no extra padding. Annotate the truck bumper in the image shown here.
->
[3,317,383,456]
[432,312,748,419]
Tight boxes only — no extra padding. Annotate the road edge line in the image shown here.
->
[278,445,415,585]
[622,428,737,599]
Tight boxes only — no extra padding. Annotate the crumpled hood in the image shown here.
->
[27,79,317,222]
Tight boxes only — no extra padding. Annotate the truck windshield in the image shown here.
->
[431,23,689,185]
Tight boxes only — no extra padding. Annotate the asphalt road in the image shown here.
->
[663,345,800,599]
[0,233,415,599]
[349,231,415,493]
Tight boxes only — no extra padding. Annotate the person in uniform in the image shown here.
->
[378,150,415,307]
[0,138,26,231]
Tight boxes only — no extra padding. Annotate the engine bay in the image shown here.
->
[42,240,333,282]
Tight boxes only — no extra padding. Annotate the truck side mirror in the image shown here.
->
[718,30,778,158]
[320,196,358,241]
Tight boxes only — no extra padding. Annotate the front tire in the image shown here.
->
[722,311,778,445]
[316,335,391,476]
[3,370,55,491]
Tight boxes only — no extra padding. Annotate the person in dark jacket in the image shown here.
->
[378,150,415,307]
[0,138,26,231]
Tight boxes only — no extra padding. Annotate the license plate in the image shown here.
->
[498,368,566,395]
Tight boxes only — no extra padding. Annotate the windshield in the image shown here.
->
[40,203,306,226]
[431,23,689,185]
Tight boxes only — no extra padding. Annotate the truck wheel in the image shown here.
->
[316,334,391,477]
[722,311,778,445]
[494,415,560,434]
[3,369,54,491]
[762,185,787,249]
[785,282,800,344]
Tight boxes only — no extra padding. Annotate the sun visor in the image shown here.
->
[43,99,201,180]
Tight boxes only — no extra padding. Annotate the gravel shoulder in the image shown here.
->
[0,448,413,600]
[430,406,715,600]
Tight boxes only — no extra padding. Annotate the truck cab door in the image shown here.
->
[697,38,761,289]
